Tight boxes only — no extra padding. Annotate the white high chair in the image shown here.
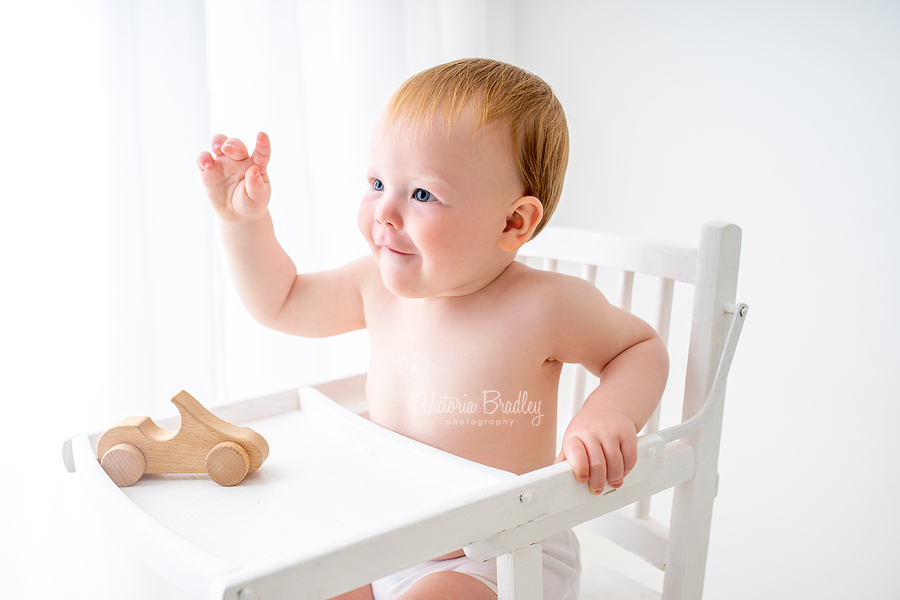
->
[63,221,745,600]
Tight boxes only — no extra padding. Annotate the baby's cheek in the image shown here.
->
[357,201,373,242]
[429,222,472,254]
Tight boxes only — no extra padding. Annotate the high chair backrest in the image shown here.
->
[519,221,742,599]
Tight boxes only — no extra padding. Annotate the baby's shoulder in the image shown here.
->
[504,260,605,301]
[498,261,611,325]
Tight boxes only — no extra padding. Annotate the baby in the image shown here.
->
[197,59,668,600]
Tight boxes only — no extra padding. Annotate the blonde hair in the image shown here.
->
[386,58,569,238]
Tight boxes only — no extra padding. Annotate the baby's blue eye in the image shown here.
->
[373,179,384,191]
[414,188,433,203]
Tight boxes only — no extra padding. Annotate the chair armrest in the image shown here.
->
[657,303,748,444]
[462,435,698,563]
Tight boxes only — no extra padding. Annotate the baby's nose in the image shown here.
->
[374,196,402,228]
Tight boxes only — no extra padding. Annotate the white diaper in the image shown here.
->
[371,529,580,599]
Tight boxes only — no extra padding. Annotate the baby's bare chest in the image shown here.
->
[363,300,557,422]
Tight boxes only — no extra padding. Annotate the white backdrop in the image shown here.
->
[3,1,898,598]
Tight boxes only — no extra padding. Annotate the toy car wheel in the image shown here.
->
[100,443,146,487]
[206,441,250,486]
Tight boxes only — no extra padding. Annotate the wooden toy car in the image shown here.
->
[96,390,269,487]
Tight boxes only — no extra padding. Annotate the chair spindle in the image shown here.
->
[542,258,558,272]
[617,271,635,311]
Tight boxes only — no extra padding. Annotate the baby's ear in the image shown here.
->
[498,196,543,252]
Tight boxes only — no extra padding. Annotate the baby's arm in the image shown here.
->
[197,133,366,337]
[549,277,669,495]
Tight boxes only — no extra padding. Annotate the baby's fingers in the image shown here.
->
[244,166,271,204]
[221,137,250,161]
[583,438,608,495]
[210,134,228,157]
[196,151,215,172]
[559,436,591,484]
[602,440,626,489]
[251,132,271,173]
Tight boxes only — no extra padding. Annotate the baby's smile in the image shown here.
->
[374,231,416,256]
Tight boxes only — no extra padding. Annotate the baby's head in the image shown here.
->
[384,58,569,238]
[360,59,568,299]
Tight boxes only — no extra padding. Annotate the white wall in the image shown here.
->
[513,1,900,598]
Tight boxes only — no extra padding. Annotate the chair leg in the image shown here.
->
[663,459,718,599]
[497,544,542,600]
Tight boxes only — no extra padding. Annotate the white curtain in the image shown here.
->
[98,0,219,417]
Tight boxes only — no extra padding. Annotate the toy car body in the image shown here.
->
[96,390,269,487]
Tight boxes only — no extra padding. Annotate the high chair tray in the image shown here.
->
[63,376,680,600]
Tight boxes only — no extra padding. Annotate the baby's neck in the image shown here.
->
[420,257,521,303]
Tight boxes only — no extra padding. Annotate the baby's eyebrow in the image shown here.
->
[407,173,443,186]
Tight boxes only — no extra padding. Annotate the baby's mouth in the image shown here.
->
[375,235,415,256]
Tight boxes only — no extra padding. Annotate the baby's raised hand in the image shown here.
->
[197,132,271,223]
[555,408,638,495]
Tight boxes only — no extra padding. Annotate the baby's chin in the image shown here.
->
[374,254,497,299]
[379,273,433,299]
[375,261,427,299]
[380,274,490,300]
[376,263,459,299]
